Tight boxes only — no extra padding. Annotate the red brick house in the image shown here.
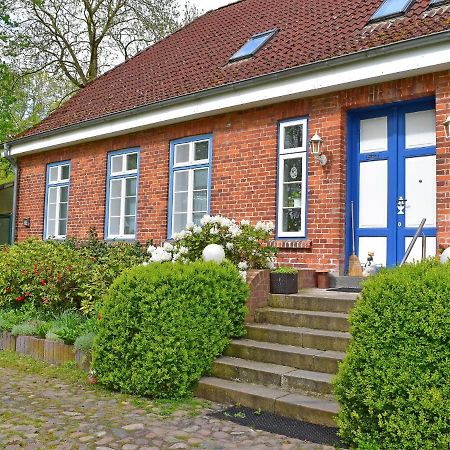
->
[4,0,450,275]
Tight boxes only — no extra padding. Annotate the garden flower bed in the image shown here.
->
[0,331,91,370]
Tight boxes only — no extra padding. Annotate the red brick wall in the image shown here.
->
[16,71,450,274]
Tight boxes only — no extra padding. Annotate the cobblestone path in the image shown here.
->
[0,367,336,450]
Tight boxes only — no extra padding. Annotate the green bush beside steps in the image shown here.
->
[334,259,450,450]
[93,260,249,399]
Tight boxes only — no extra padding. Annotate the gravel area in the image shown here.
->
[0,367,336,450]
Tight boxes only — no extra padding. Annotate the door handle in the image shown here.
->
[397,197,407,215]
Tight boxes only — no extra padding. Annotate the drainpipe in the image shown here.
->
[2,143,17,243]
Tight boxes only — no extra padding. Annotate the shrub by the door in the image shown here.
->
[93,260,249,398]
[334,259,450,449]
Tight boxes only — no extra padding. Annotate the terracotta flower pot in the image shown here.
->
[316,271,330,289]
[87,375,98,385]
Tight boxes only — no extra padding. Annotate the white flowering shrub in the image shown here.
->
[147,215,277,271]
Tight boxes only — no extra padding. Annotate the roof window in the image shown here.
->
[370,0,415,21]
[229,29,277,63]
[429,0,449,6]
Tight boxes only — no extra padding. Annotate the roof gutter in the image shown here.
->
[8,29,450,147]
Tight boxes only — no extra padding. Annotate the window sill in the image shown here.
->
[268,239,312,249]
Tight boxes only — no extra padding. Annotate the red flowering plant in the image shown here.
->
[0,239,97,312]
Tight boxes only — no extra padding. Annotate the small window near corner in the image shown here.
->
[229,29,277,63]
[370,0,415,22]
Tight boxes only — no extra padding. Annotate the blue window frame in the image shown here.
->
[229,29,277,62]
[168,134,213,238]
[370,0,414,21]
[105,148,140,240]
[44,161,71,239]
[276,118,308,239]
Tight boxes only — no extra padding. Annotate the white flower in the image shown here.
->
[186,222,194,230]
[240,219,250,226]
[226,242,234,250]
[178,246,189,255]
[172,230,186,241]
[200,215,211,225]
[163,242,174,252]
[229,225,242,237]
[147,245,156,254]
[210,226,219,235]
[255,221,275,233]
[220,217,232,228]
[192,225,202,234]
[142,261,149,266]
[239,270,247,281]
[238,261,248,271]
[149,247,172,263]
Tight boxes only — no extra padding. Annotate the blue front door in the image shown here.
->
[348,99,437,268]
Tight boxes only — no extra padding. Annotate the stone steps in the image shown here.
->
[212,356,333,395]
[195,377,339,428]
[196,288,357,428]
[270,290,357,313]
[225,339,344,374]
[255,308,350,332]
[246,322,350,352]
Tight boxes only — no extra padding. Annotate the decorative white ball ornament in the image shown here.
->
[440,247,450,263]
[202,244,225,263]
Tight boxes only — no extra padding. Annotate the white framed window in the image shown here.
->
[277,118,308,238]
[45,161,70,239]
[169,135,212,237]
[106,149,139,240]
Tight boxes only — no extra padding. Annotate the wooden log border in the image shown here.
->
[0,331,91,372]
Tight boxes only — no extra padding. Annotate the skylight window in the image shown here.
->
[229,29,277,62]
[370,0,415,21]
[429,0,449,6]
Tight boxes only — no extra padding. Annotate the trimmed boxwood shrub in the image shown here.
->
[93,260,249,398]
[334,259,450,449]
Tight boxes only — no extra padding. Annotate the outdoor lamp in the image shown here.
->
[309,132,327,166]
[203,244,225,263]
[444,116,450,139]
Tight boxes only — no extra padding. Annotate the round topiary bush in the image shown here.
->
[334,259,450,449]
[92,260,249,399]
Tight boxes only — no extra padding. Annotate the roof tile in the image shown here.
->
[18,0,450,139]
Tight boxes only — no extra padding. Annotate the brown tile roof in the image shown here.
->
[17,0,450,140]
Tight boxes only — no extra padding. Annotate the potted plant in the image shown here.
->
[288,191,302,208]
[270,266,298,294]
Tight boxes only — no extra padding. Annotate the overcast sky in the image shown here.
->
[193,0,237,13]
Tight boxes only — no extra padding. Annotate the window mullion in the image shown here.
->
[119,178,126,236]
[188,169,194,225]
[56,186,61,237]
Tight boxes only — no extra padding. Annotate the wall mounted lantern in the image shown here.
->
[444,115,450,139]
[310,132,327,166]
[23,218,31,228]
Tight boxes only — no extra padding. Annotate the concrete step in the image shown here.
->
[255,308,350,332]
[195,377,338,427]
[270,289,357,314]
[212,356,333,395]
[225,339,344,374]
[246,323,351,352]
[329,276,363,290]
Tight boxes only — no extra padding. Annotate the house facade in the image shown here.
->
[4,0,450,275]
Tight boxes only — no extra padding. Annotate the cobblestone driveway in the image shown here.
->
[0,367,335,450]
